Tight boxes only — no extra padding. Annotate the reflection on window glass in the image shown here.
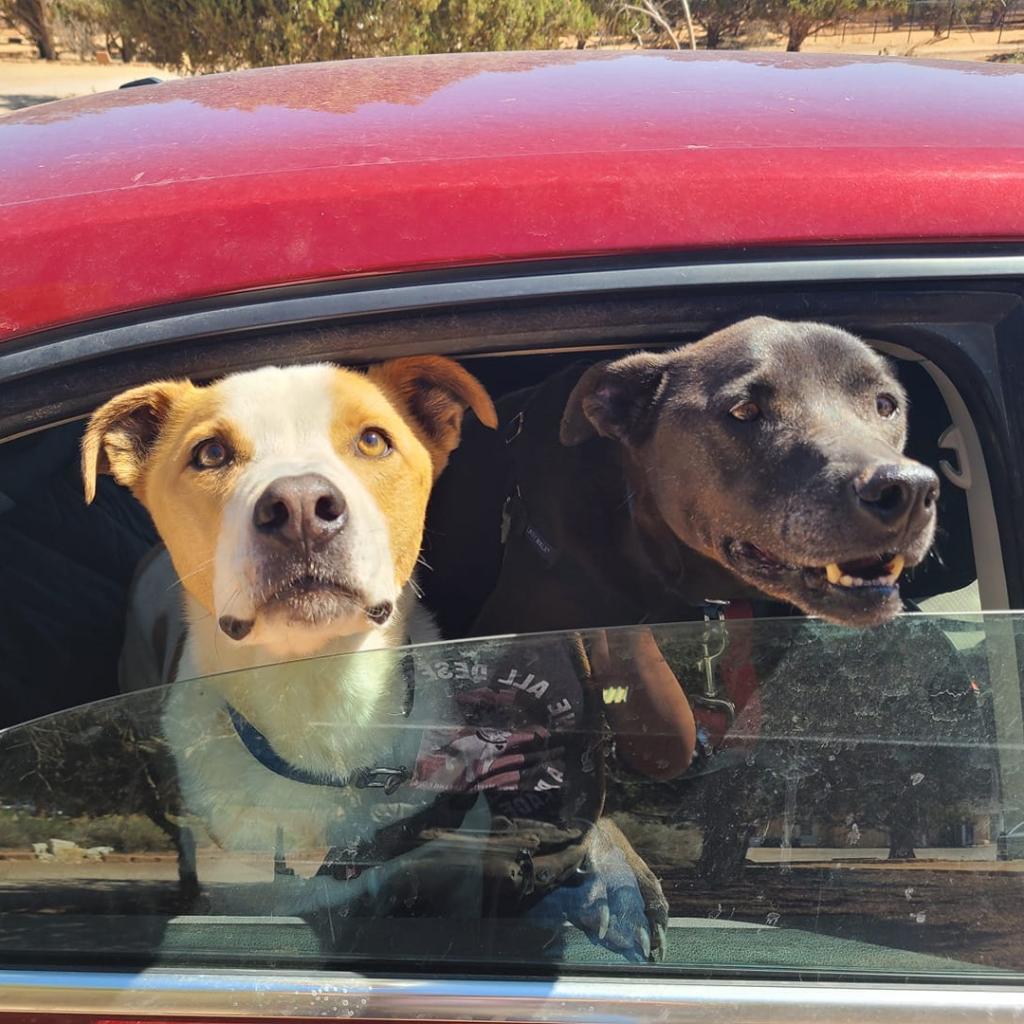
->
[0,614,1019,978]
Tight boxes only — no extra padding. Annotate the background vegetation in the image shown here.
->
[2,0,1015,70]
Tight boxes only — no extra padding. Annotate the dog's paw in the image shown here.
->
[584,818,668,962]
[525,819,667,963]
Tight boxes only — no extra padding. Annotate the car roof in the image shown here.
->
[2,50,1024,342]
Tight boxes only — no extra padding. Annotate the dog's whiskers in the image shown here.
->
[168,557,216,592]
[213,586,242,659]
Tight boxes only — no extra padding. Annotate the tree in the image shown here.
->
[428,0,599,52]
[602,0,697,49]
[759,0,863,50]
[0,690,199,900]
[52,0,139,62]
[104,0,600,74]
[2,0,58,59]
[689,0,756,47]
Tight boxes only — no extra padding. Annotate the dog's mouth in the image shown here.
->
[725,540,909,623]
[267,573,393,624]
[730,542,905,589]
[220,572,394,640]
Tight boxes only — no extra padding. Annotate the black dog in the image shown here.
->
[425,317,952,885]
[431,316,939,637]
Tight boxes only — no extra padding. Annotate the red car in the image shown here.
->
[1,50,1024,1022]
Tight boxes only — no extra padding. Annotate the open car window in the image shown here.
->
[0,613,1017,981]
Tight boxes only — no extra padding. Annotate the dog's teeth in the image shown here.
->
[825,563,843,584]
[839,574,856,588]
[886,554,906,580]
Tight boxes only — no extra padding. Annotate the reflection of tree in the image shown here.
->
[609,617,992,881]
[0,696,197,899]
[765,618,989,858]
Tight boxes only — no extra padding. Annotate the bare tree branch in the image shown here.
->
[621,0,696,51]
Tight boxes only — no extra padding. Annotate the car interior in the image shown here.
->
[0,327,982,725]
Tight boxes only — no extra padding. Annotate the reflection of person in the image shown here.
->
[588,628,696,781]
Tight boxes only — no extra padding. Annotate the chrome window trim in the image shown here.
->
[3,252,1024,385]
[0,970,1022,1021]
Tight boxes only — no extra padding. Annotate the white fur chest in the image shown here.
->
[162,585,442,855]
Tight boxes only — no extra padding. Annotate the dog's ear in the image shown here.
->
[368,356,498,475]
[81,380,192,503]
[560,353,669,446]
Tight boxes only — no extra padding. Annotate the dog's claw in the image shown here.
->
[652,922,667,962]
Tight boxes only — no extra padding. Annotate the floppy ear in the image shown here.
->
[560,352,670,446]
[81,380,191,504]
[367,356,498,476]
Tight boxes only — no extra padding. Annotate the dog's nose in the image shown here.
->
[253,474,348,548]
[853,463,939,528]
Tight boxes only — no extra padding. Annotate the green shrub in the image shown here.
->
[0,810,173,853]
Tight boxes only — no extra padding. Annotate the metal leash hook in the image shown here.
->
[693,599,736,727]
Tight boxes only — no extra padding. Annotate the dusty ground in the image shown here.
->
[0,56,177,113]
[1,22,1022,116]
[790,23,1024,62]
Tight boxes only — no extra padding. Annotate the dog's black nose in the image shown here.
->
[253,474,347,548]
[853,463,939,528]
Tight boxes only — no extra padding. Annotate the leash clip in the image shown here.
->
[697,600,730,698]
[693,600,736,726]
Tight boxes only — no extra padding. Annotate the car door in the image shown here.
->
[1,250,1024,1020]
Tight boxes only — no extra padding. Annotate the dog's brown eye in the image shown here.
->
[876,394,899,418]
[729,400,761,422]
[357,428,391,459]
[191,438,231,470]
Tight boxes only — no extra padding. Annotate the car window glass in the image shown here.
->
[0,615,1018,979]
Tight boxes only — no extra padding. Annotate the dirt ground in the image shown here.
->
[797,23,1024,62]
[0,56,176,113]
[1,22,1022,117]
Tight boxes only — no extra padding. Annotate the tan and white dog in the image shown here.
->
[83,357,668,959]
[82,357,497,861]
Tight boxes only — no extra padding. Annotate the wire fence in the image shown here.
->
[820,0,1024,44]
